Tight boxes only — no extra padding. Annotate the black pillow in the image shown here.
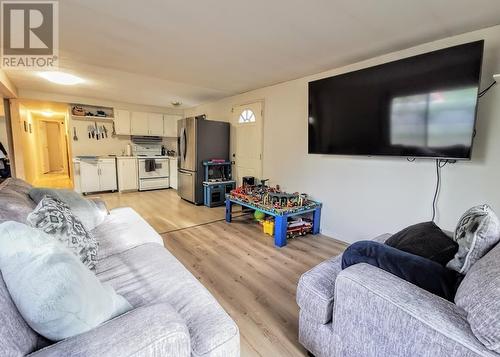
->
[385,222,458,266]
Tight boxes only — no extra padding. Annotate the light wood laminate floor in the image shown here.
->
[92,188,229,233]
[95,189,346,357]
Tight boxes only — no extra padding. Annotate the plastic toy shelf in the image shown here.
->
[225,195,322,248]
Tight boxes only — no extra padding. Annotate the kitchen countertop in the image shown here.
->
[74,155,177,161]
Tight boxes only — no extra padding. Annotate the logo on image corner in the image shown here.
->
[1,1,58,69]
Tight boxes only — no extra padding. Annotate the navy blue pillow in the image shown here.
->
[385,222,458,266]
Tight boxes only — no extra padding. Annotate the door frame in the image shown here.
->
[231,99,265,183]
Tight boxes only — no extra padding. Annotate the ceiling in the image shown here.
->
[5,0,500,108]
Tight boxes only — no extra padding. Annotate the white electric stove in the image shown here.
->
[132,141,170,191]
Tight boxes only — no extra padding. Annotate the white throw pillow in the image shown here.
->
[0,221,132,341]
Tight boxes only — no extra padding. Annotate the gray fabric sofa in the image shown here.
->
[0,178,240,357]
[297,234,500,357]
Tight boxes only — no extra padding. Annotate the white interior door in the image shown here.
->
[38,121,50,174]
[232,101,263,185]
[46,121,63,172]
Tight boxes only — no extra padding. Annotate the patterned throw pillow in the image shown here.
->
[446,204,500,274]
[27,196,98,271]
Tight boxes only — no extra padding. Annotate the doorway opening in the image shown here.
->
[9,99,73,188]
[32,113,71,187]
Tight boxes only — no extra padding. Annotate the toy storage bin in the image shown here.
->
[263,219,274,236]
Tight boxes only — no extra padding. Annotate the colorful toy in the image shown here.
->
[203,161,236,207]
[262,219,274,236]
[286,218,313,238]
[254,210,265,221]
[225,180,322,248]
[227,181,317,215]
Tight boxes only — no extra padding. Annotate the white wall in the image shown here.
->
[186,25,500,244]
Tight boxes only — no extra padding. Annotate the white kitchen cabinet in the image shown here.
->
[79,158,117,194]
[169,157,178,189]
[163,114,181,137]
[117,157,138,191]
[131,112,164,136]
[131,111,149,135]
[148,113,164,136]
[98,159,118,191]
[79,160,100,193]
[114,109,131,135]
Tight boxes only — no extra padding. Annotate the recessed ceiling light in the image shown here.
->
[171,100,182,107]
[39,71,84,85]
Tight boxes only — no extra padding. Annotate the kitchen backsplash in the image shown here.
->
[162,137,177,153]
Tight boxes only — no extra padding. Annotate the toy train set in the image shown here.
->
[226,180,321,240]
[228,179,319,215]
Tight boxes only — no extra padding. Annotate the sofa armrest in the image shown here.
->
[29,303,191,357]
[88,197,109,216]
[332,264,496,357]
[296,233,392,324]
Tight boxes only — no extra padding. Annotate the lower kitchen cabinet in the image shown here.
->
[117,157,138,191]
[169,157,178,189]
[79,158,117,194]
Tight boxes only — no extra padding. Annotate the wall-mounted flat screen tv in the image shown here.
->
[308,40,484,159]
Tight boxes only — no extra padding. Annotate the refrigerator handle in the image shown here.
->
[182,127,187,161]
[177,135,181,161]
[179,127,185,161]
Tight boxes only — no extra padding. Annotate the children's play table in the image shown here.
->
[225,195,322,247]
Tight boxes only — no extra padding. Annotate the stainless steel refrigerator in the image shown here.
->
[177,116,230,204]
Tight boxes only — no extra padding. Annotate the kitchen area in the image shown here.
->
[71,104,181,195]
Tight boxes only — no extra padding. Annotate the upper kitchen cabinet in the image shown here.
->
[148,113,164,136]
[131,111,149,135]
[163,114,182,137]
[114,109,131,135]
[116,110,180,137]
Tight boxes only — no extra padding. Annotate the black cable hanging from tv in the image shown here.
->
[431,159,450,222]
[478,81,497,98]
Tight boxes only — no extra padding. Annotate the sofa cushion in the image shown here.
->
[297,233,391,324]
[29,188,108,231]
[447,204,500,274]
[455,242,500,353]
[385,221,458,265]
[0,178,36,224]
[91,207,163,259]
[28,196,99,270]
[5,177,33,195]
[96,243,240,357]
[0,272,50,356]
[0,221,132,342]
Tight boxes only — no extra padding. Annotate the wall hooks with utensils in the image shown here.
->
[82,123,112,142]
